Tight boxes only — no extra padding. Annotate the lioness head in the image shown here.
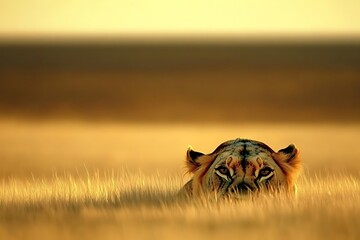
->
[182,138,301,197]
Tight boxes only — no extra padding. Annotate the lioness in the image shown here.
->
[181,138,301,197]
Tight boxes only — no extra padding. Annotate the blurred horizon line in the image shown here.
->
[1,34,360,45]
[1,41,360,70]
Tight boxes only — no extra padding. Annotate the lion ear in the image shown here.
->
[274,144,298,163]
[186,146,205,173]
[272,144,301,186]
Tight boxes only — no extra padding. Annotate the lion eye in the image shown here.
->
[259,167,273,176]
[216,166,229,175]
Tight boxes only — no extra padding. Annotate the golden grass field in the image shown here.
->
[0,120,359,240]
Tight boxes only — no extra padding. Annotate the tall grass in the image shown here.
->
[0,170,359,240]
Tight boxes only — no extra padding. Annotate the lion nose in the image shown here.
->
[238,182,250,190]
[236,182,256,193]
[229,182,251,194]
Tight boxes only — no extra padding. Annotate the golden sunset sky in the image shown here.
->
[0,0,359,41]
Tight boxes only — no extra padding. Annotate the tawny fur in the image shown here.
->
[272,149,302,189]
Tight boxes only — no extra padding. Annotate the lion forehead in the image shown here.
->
[214,139,275,160]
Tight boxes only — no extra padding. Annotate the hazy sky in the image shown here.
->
[0,0,359,41]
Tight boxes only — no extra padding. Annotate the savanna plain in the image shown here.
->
[0,120,359,240]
